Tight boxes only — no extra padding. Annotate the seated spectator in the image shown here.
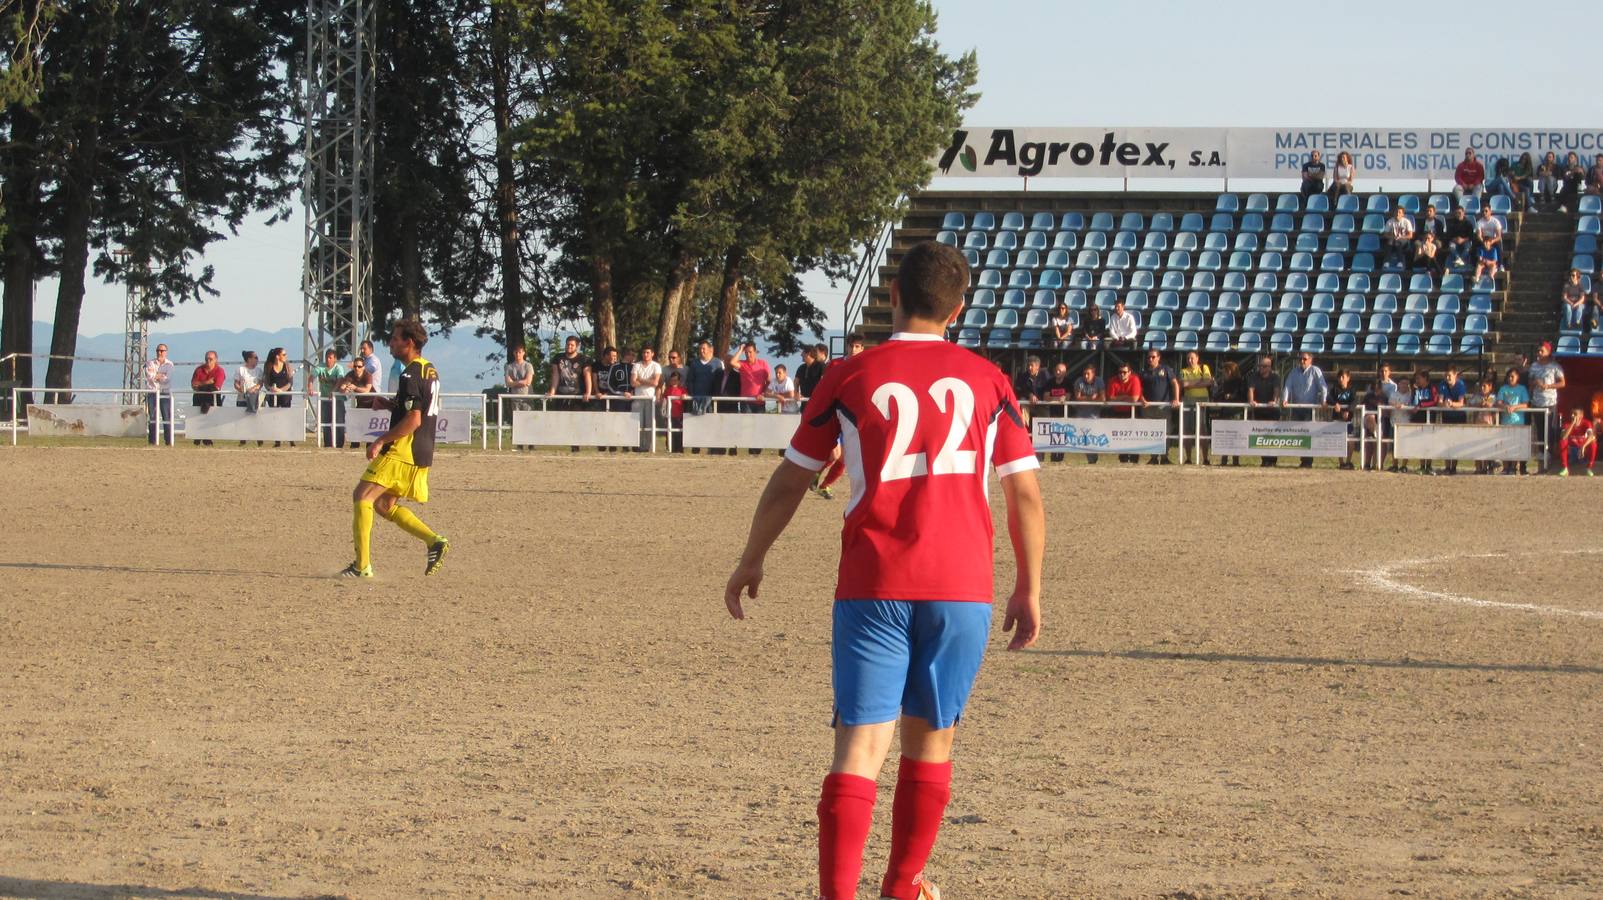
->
[1179,349,1214,465]
[660,371,688,452]
[1485,156,1513,200]
[1558,407,1596,476]
[1013,355,1048,411]
[234,350,263,412]
[1245,355,1282,467]
[1050,301,1074,349]
[1453,148,1485,204]
[1071,363,1106,465]
[768,363,800,413]
[504,345,535,408]
[1443,206,1475,271]
[1562,268,1588,330]
[1107,300,1138,349]
[1469,375,1499,474]
[1473,205,1504,282]
[1558,151,1586,213]
[1299,150,1327,200]
[1406,369,1440,475]
[1328,369,1356,470]
[1138,349,1180,464]
[1212,359,1246,466]
[310,348,347,449]
[1411,232,1444,276]
[1536,151,1560,210]
[1589,153,1603,197]
[1381,206,1414,269]
[1496,367,1529,475]
[1416,203,1445,247]
[1437,365,1469,475]
[1080,305,1108,349]
[1104,361,1143,463]
[1510,152,1536,212]
[1587,289,1603,333]
[189,351,226,446]
[1328,151,1356,199]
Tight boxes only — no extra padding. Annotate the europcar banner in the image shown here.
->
[934,127,1603,180]
[1031,417,1167,455]
[1211,419,1348,457]
[1395,424,1531,461]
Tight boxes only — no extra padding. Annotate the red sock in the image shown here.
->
[821,457,847,489]
[880,758,952,900]
[818,772,877,900]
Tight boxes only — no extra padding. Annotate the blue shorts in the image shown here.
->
[1480,244,1501,263]
[832,600,992,729]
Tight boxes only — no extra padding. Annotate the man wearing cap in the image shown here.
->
[1528,342,1567,473]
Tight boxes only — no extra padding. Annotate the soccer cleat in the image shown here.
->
[1559,468,1569,477]
[881,881,941,900]
[818,486,834,500]
[339,562,373,579]
[425,537,450,575]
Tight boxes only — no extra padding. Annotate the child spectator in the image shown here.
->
[1473,205,1504,282]
[660,371,688,452]
[1411,232,1444,277]
[1496,367,1529,475]
[1328,369,1357,470]
[1470,375,1499,474]
[1407,369,1439,475]
[1179,350,1214,465]
[1557,407,1596,476]
[310,348,347,449]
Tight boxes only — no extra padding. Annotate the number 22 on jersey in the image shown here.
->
[870,378,977,482]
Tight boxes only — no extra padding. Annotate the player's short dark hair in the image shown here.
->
[847,332,865,346]
[815,343,829,355]
[392,318,428,351]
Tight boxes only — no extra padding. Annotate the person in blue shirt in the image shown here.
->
[1496,367,1530,475]
[1436,365,1470,475]
[1407,370,1440,475]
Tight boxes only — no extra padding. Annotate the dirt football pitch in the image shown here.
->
[2,446,1601,898]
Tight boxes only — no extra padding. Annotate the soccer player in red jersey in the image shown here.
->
[725,241,1046,900]
[1558,407,1596,476]
[812,334,867,499]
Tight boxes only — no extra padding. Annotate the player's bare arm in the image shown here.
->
[724,459,816,620]
[367,408,423,461]
[1001,468,1045,650]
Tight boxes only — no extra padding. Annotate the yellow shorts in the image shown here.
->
[361,454,430,503]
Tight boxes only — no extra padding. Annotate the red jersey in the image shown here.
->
[785,333,1038,603]
[1562,417,1594,441]
[1105,374,1142,413]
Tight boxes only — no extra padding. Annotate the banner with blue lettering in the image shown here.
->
[1031,417,1167,455]
[933,127,1603,180]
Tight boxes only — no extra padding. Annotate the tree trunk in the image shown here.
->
[713,245,743,358]
[1,105,43,400]
[490,1,524,357]
[673,265,699,360]
[46,119,103,403]
[590,254,616,350]
[399,203,422,321]
[654,248,694,355]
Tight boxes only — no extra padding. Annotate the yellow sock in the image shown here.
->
[353,500,374,569]
[383,505,438,544]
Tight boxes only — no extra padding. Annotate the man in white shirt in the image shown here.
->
[144,343,175,445]
[1527,341,1567,473]
[630,346,662,450]
[1382,207,1414,269]
[1107,300,1138,348]
[234,350,263,412]
[1473,205,1505,282]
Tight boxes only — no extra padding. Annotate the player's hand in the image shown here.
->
[366,440,385,461]
[724,559,762,620]
[1002,587,1041,651]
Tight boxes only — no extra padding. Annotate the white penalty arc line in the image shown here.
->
[1355,550,1603,621]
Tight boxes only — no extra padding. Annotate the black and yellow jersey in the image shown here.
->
[385,357,440,467]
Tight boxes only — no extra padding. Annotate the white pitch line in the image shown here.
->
[1355,551,1603,621]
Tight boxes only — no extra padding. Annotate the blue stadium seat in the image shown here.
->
[1216,193,1240,212]
[1017,329,1044,349]
[1247,291,1274,311]
[1192,272,1216,290]
[1377,273,1403,294]
[1489,195,1512,215]
[1075,250,1100,269]
[1144,331,1169,350]
[1305,194,1330,213]
[1581,195,1603,216]
[1337,312,1362,333]
[1572,254,1597,274]
[1270,333,1294,353]
[1243,311,1268,333]
[1259,251,1284,272]
[1356,233,1381,254]
[1172,331,1199,351]
[1051,231,1078,251]
[1276,193,1300,213]
[1198,250,1222,271]
[1464,313,1488,335]
[1024,308,1051,329]
[1273,311,1298,331]
[1345,273,1371,293]
[1395,334,1421,355]
[1289,251,1315,272]
[1094,288,1117,309]
[1252,273,1278,292]
[1144,232,1170,251]
[1577,216,1599,235]
[1162,250,1190,271]
[1300,333,1326,354]
[1130,270,1155,289]
[1201,232,1228,253]
[1217,291,1242,311]
[1459,196,1481,214]
[1315,273,1341,293]
[1008,270,1033,289]
[1309,292,1335,313]
[1360,213,1386,235]
[1431,313,1456,334]
[1156,290,1181,311]
[1059,212,1085,231]
[1246,193,1270,213]
[1160,271,1185,291]
[1588,335,1603,355]
[1173,232,1198,252]
[1002,289,1027,308]
[1319,252,1344,272]
[1113,231,1138,251]
[1001,212,1025,231]
[1341,293,1367,313]
[1306,312,1330,333]
[1029,212,1055,231]
[1106,250,1131,270]
[1237,332,1263,352]
[1206,331,1231,352]
[1326,233,1352,254]
[942,212,967,231]
[1397,195,1421,214]
[977,270,1002,288]
[1125,290,1150,310]
[1363,333,1389,354]
[1265,232,1290,253]
[1272,212,1297,233]
[1373,293,1398,313]
[963,231,988,250]
[1404,293,1430,314]
[936,230,958,246]
[1240,213,1265,233]
[1285,272,1311,293]
[1222,272,1249,293]
[984,249,1009,269]
[1293,232,1319,253]
[1408,273,1434,293]
[1332,333,1357,354]
[1211,310,1237,331]
[1045,250,1072,270]
[1211,213,1235,232]
[1368,312,1394,333]
[987,328,1014,348]
[1023,232,1048,251]
[1033,289,1057,308]
[1065,289,1087,309]
[1148,309,1173,331]
[1089,212,1114,232]
[961,250,976,269]
[1436,294,1460,314]
[1185,290,1212,311]
[961,308,989,328]
[956,328,981,348]
[1119,213,1144,232]
[1098,270,1124,288]
[1400,313,1426,334]
[1471,274,1496,293]
[1460,334,1485,355]
[1228,251,1252,272]
[1466,294,1492,314]
[1301,213,1326,233]
[1083,232,1108,252]
[1428,194,1451,213]
[994,308,1020,328]
[1179,311,1205,331]
[1556,335,1583,356]
[1179,212,1205,233]
[1332,213,1357,234]
[1425,334,1452,355]
[1135,251,1162,272]
[1366,195,1390,213]
[972,212,996,231]
[994,231,1019,250]
[1017,252,1041,274]
[1150,213,1175,233]
[1335,194,1360,214]
[1233,233,1260,253]
[971,289,996,308]
[1575,234,1599,255]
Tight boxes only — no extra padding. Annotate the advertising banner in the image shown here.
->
[26,403,148,438]
[933,127,1603,180]
[1395,424,1531,461]
[351,409,472,444]
[511,410,638,447]
[1211,419,1348,457]
[683,412,801,450]
[183,407,307,443]
[1031,417,1167,455]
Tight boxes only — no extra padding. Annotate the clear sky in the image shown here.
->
[48,0,1603,339]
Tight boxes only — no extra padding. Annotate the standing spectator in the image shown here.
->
[631,346,662,450]
[1586,288,1603,333]
[1469,374,1499,474]
[594,346,632,408]
[796,344,828,399]
[359,339,382,392]
[1496,367,1529,475]
[1049,301,1074,349]
[1107,299,1138,349]
[845,333,866,356]
[1071,362,1106,465]
[1536,151,1560,210]
[1040,363,1072,463]
[547,335,594,411]
[1282,351,1328,468]
[1473,205,1504,283]
[1561,268,1588,330]
[1328,369,1357,470]
[1444,206,1475,271]
[234,350,263,412]
[1212,359,1246,466]
[1012,355,1048,412]
[1359,377,1388,471]
[1411,232,1444,277]
[1179,350,1214,463]
[1138,349,1180,464]
[262,347,295,447]
[686,340,723,417]
[1558,151,1585,213]
[1381,206,1414,269]
[1328,151,1356,200]
[1367,362,1403,471]
[1528,341,1567,473]
[660,371,688,452]
[1510,152,1536,212]
[1406,369,1440,475]
[1453,148,1485,204]
[1299,150,1327,200]
[1437,366,1469,475]
[1588,153,1603,197]
[189,351,226,446]
[143,343,175,445]
[1080,305,1108,349]
[769,364,800,413]
[1105,361,1143,463]
[1246,355,1282,467]
[661,349,690,398]
[729,342,771,413]
[1557,407,1596,476]
[1415,203,1445,247]
[311,349,348,449]
[340,355,377,449]
[504,345,536,410]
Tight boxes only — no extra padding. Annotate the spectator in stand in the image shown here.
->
[1072,362,1106,465]
[1080,305,1108,349]
[632,346,662,450]
[1138,349,1180,465]
[189,350,226,446]
[1050,301,1074,349]
[1536,151,1561,210]
[1496,367,1529,475]
[262,347,295,447]
[1469,374,1499,474]
[1586,288,1603,333]
[1444,206,1476,271]
[1013,355,1048,410]
[728,342,771,415]
[234,350,263,412]
[1328,151,1356,200]
[1528,341,1567,473]
[846,333,866,356]
[1437,365,1469,475]
[1282,351,1328,468]
[1381,206,1414,269]
[1558,151,1586,213]
[661,349,689,399]
[1511,152,1536,212]
[794,346,822,400]
[1105,361,1143,463]
[547,335,594,411]
[595,346,632,409]
[1557,407,1596,476]
[1212,359,1246,466]
[1367,362,1403,471]
[311,348,347,449]
[359,340,382,392]
[1587,153,1603,196]
[1485,156,1513,201]
[1406,369,1440,475]
[686,339,722,419]
[1179,350,1213,465]
[339,355,377,449]
[660,371,688,452]
[1246,355,1282,467]
[1411,232,1444,277]
[1561,268,1588,330]
[1042,363,1072,462]
[1416,203,1445,247]
[1359,377,1388,471]
[1453,148,1485,204]
[1328,369,1357,470]
[504,345,535,411]
[1299,150,1327,200]
[1473,204,1504,282]
[1107,299,1138,349]
[143,343,175,446]
[769,364,800,413]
